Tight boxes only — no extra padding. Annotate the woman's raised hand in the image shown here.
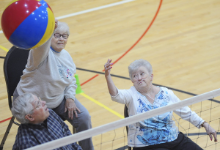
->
[104,59,118,96]
[104,59,113,77]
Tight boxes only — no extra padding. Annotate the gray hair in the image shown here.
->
[128,59,153,79]
[54,22,70,35]
[11,93,35,124]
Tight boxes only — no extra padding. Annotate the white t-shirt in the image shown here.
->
[111,86,204,147]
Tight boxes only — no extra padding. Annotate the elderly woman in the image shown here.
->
[104,59,217,150]
[13,21,93,150]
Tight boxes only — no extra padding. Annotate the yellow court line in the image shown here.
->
[0,45,9,52]
[80,93,124,119]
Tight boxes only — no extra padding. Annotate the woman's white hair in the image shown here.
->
[11,93,35,124]
[128,59,153,79]
[54,22,70,34]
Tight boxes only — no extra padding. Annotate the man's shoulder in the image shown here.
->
[13,124,35,150]
[16,123,38,139]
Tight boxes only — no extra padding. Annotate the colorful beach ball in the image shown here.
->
[1,0,55,49]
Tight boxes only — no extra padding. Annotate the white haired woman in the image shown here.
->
[13,21,93,150]
[104,59,217,150]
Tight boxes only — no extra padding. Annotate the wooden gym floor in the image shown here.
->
[0,0,220,149]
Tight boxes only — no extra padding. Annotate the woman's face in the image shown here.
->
[51,28,69,52]
[131,66,153,91]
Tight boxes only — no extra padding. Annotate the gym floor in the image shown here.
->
[0,0,220,149]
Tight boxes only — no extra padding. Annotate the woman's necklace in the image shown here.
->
[145,93,155,100]
[145,86,155,100]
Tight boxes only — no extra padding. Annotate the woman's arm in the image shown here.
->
[170,90,217,142]
[26,20,58,70]
[104,59,133,105]
[202,121,217,142]
[104,59,118,96]
[63,57,80,119]
[26,38,51,70]
[64,79,80,119]
[64,77,77,101]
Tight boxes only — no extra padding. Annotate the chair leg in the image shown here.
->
[0,116,15,150]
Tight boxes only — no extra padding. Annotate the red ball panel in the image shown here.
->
[1,0,42,39]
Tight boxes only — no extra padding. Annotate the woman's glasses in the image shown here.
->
[54,33,69,39]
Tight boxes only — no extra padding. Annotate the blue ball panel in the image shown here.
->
[39,0,48,8]
[9,4,49,49]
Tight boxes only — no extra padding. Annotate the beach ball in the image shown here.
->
[1,0,55,49]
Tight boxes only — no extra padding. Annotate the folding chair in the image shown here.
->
[0,46,29,150]
[124,105,132,150]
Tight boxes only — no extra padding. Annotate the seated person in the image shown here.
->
[104,59,217,150]
[11,93,82,150]
[13,20,93,150]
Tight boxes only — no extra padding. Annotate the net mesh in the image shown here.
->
[175,96,220,150]
[27,89,220,150]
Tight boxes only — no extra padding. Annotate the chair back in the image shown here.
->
[3,46,29,109]
[124,105,129,118]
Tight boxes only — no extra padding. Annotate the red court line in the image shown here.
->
[81,0,163,86]
[0,0,163,123]
[81,74,99,86]
[0,117,12,123]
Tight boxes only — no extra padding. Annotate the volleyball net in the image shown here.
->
[27,88,220,150]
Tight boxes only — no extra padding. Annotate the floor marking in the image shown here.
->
[56,0,135,20]
[0,0,162,123]
[0,45,9,52]
[0,117,11,123]
[81,0,163,86]
[80,93,124,119]
[0,0,135,34]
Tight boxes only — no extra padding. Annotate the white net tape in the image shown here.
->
[27,88,220,150]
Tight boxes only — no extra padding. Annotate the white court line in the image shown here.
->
[0,0,135,34]
[56,0,135,19]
